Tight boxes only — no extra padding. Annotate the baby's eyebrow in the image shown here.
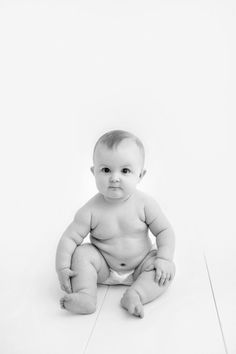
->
[98,164,109,167]
[98,163,132,166]
[98,163,133,169]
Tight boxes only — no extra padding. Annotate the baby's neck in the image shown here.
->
[102,193,133,204]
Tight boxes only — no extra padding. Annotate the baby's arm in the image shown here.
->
[56,205,91,292]
[144,195,175,285]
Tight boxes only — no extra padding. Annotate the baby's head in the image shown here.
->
[91,130,146,202]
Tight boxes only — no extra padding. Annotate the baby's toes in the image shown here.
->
[60,295,70,309]
[127,303,135,316]
[60,298,65,309]
[134,304,144,318]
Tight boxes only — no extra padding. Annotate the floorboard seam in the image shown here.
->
[82,286,110,354]
[204,253,228,354]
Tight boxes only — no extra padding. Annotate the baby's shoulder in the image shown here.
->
[74,194,101,219]
[80,193,102,210]
[134,190,158,205]
[135,190,161,217]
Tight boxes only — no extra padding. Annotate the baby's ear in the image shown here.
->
[90,166,95,175]
[139,169,147,180]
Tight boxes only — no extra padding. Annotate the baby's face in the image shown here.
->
[91,139,146,202]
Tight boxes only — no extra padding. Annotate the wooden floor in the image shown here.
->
[1,239,234,354]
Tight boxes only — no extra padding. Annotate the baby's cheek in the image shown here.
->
[96,179,106,192]
[126,179,139,190]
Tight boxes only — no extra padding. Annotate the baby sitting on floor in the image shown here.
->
[56,130,175,318]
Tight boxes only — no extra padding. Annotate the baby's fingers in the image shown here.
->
[60,279,72,293]
[65,280,73,293]
[63,285,72,293]
[155,268,162,283]
[159,273,167,286]
[161,273,173,286]
[163,273,171,286]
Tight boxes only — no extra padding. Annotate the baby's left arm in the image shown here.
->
[144,195,175,285]
[144,196,175,260]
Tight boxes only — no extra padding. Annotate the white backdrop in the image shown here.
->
[0,1,235,349]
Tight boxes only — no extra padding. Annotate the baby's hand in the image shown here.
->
[146,258,176,286]
[57,268,77,293]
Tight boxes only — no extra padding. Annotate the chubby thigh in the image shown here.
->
[71,243,111,288]
[133,248,158,280]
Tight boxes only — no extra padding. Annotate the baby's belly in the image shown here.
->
[90,234,153,271]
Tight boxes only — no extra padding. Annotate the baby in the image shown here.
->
[56,130,175,318]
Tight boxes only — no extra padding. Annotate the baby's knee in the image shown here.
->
[73,243,93,258]
[72,243,102,269]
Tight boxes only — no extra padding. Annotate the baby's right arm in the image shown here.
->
[56,205,91,292]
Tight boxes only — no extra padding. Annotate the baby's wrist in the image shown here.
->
[56,266,70,273]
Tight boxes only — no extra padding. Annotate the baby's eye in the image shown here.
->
[122,168,131,174]
[101,167,110,173]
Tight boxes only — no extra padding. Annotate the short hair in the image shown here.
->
[93,130,145,165]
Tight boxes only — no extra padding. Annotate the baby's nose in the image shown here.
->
[110,173,120,182]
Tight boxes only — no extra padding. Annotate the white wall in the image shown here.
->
[0,0,235,277]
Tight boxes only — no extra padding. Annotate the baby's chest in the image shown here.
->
[91,208,146,236]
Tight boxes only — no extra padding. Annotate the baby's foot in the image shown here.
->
[60,292,96,315]
[120,289,144,318]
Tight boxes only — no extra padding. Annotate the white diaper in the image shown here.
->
[101,269,135,286]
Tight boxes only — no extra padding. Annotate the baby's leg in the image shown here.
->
[121,270,171,318]
[60,243,110,315]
